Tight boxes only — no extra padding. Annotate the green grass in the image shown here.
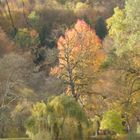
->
[0,138,30,140]
[1,135,140,140]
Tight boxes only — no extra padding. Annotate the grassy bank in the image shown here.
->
[0,138,30,140]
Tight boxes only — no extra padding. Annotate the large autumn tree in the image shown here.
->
[57,20,105,100]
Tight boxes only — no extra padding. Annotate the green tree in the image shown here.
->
[101,110,125,134]
[26,95,88,140]
[107,0,140,56]
[106,0,140,132]
[95,17,107,40]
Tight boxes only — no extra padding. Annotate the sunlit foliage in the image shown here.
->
[57,19,106,99]
[0,0,139,138]
[26,95,88,140]
[107,0,140,55]
[101,110,125,134]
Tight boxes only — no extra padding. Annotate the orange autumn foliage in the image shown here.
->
[56,19,106,96]
[57,19,105,72]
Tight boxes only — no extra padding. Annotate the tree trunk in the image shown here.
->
[125,114,131,132]
[21,0,31,28]
[5,0,17,35]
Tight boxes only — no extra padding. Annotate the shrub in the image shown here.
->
[101,110,125,134]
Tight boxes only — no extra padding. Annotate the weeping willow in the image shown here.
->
[26,94,89,140]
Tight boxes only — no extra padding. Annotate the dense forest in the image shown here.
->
[0,0,140,140]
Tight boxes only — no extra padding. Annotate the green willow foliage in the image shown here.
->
[26,95,88,140]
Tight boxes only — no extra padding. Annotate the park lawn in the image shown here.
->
[0,138,30,140]
[0,134,140,140]
[89,134,140,140]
